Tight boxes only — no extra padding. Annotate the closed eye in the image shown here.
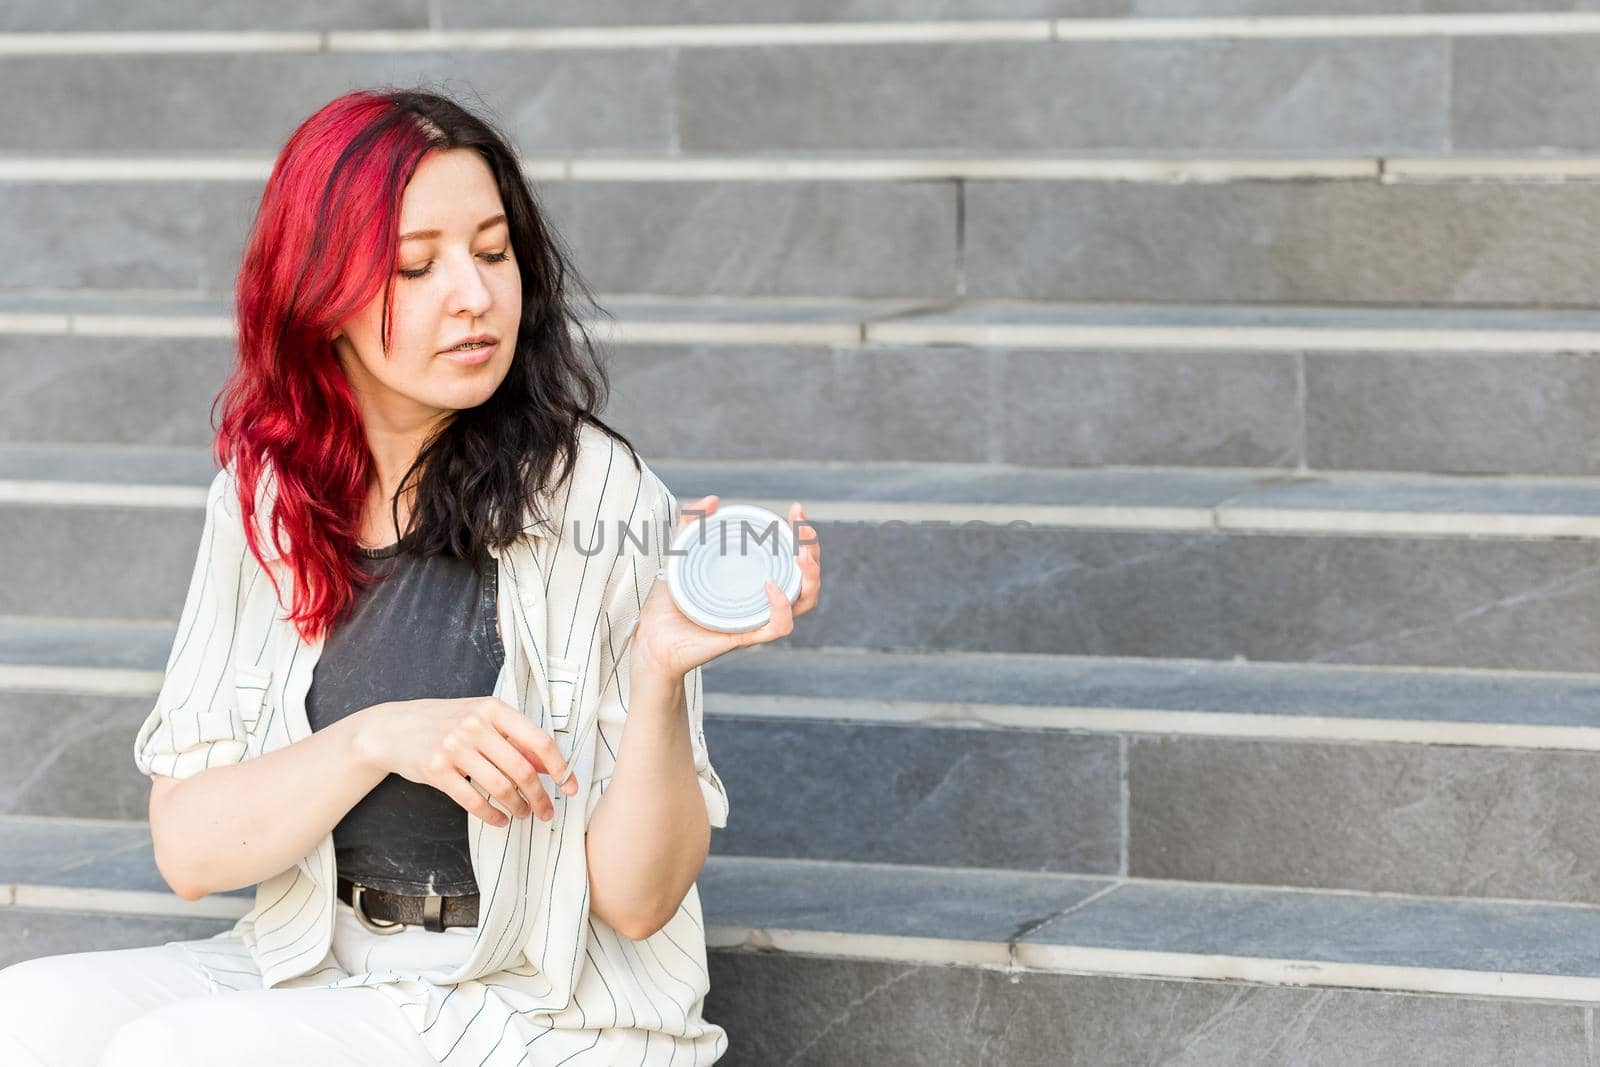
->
[399,250,512,280]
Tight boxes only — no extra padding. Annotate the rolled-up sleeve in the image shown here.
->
[133,468,254,780]
[583,472,730,829]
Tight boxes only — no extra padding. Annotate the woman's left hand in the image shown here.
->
[630,497,821,681]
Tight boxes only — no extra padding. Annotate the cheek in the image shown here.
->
[341,307,387,354]
[393,299,437,340]
[497,271,522,311]
[383,309,444,367]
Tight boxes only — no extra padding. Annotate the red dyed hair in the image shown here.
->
[218,92,428,642]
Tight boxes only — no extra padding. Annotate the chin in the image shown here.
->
[436,361,511,395]
[444,385,503,412]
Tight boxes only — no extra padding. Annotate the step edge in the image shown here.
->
[6,880,1599,1003]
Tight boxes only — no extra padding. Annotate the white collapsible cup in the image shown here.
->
[551,501,804,795]
[666,503,804,633]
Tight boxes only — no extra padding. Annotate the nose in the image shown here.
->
[448,251,494,318]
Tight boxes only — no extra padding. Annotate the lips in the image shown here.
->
[442,340,496,365]
[441,333,498,353]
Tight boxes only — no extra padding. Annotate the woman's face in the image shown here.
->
[331,148,521,432]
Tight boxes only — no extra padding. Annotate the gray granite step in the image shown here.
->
[958,177,1600,305]
[16,289,1600,331]
[10,168,1600,303]
[445,1,1600,25]
[0,907,238,968]
[1,0,425,32]
[0,30,1592,156]
[709,950,1592,1066]
[19,440,1600,529]
[17,296,1600,475]
[0,37,1435,154]
[1,1,1034,32]
[8,1,1599,32]
[14,446,1600,670]
[14,617,1600,900]
[21,620,1600,733]
[0,815,252,906]
[3,816,1599,1063]
[0,175,958,300]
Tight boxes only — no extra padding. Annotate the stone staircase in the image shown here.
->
[8,3,1600,1064]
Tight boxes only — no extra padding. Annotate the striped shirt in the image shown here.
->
[133,422,732,1065]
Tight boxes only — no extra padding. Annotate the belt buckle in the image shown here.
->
[349,882,406,935]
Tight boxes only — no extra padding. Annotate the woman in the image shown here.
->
[0,89,820,1065]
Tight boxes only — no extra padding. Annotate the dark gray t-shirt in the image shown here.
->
[306,529,505,895]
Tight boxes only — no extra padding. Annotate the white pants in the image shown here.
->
[0,897,478,1066]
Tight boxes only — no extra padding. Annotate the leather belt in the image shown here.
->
[337,875,479,933]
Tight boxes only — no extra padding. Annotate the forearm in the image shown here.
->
[150,707,387,900]
[585,661,711,940]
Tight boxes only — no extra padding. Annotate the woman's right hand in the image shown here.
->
[353,696,579,828]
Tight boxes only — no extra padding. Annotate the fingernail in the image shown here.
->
[563,778,578,795]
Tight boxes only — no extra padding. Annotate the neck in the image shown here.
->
[366,431,435,503]
[335,341,452,505]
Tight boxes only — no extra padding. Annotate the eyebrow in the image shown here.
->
[399,214,507,243]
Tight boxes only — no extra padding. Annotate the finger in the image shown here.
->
[477,732,557,820]
[773,576,796,625]
[794,551,821,614]
[740,578,795,645]
[791,503,819,564]
[440,771,513,828]
[790,515,820,596]
[794,521,820,615]
[491,701,579,796]
[677,495,718,535]
[455,750,531,821]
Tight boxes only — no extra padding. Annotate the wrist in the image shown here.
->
[628,653,686,707]
[348,703,389,775]
[628,637,684,688]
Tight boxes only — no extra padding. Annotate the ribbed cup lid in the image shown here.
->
[665,503,804,633]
